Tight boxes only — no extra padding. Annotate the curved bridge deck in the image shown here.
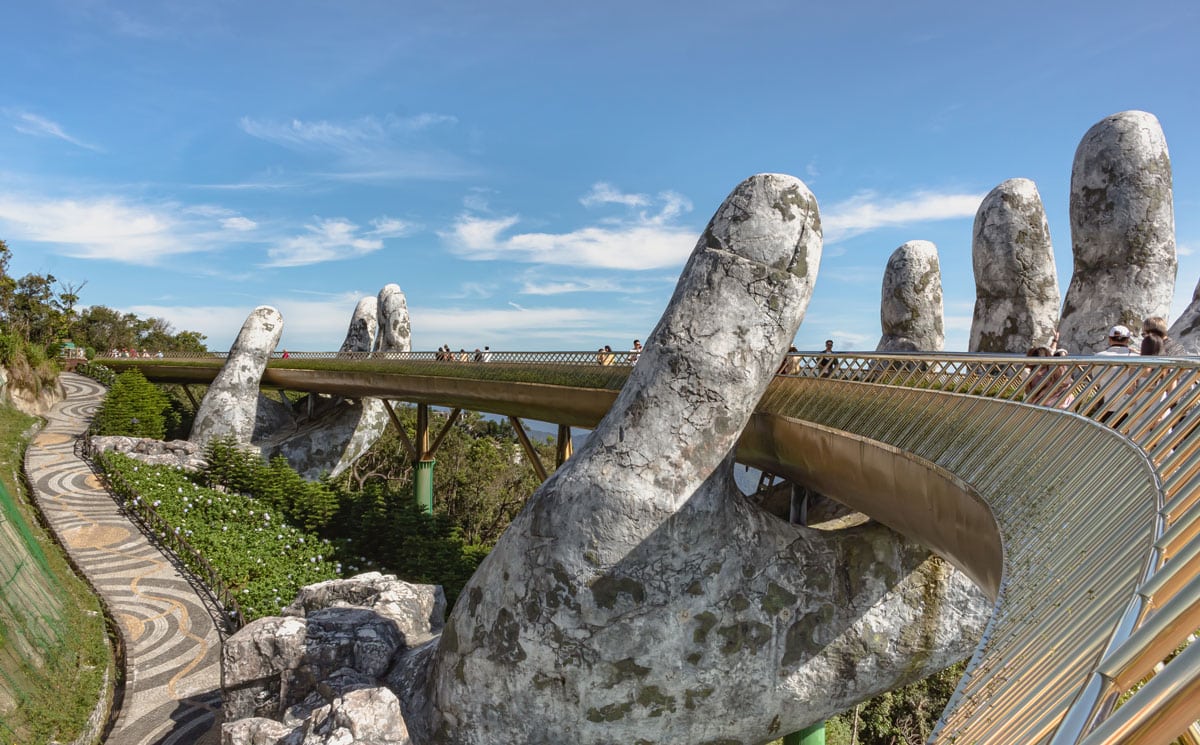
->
[108,350,1200,744]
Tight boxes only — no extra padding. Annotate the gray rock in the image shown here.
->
[970,179,1060,353]
[222,717,299,745]
[341,297,379,355]
[283,573,445,645]
[223,574,426,743]
[91,436,207,471]
[1059,110,1176,355]
[224,615,310,720]
[877,240,944,352]
[427,175,987,745]
[191,306,283,448]
[376,285,410,354]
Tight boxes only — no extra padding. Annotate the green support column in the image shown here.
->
[414,459,436,514]
[782,723,824,745]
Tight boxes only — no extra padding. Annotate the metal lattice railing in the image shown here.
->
[102,349,1200,744]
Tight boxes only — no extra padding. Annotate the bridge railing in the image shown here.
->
[101,348,1200,743]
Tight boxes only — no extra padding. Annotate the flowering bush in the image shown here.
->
[98,452,339,620]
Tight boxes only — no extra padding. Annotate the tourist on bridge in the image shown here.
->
[1142,316,1184,356]
[817,339,836,377]
[629,339,642,364]
[1092,325,1140,426]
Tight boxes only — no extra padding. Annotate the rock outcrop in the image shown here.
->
[191,306,284,448]
[1058,110,1176,355]
[969,179,1060,353]
[89,436,206,470]
[222,573,440,745]
[877,240,944,352]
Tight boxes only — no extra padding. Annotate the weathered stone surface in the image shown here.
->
[5,374,65,418]
[877,240,944,352]
[341,297,379,354]
[376,285,410,354]
[90,436,206,470]
[283,572,445,646]
[1059,110,1176,355]
[223,574,425,743]
[191,306,283,448]
[426,175,987,744]
[1169,281,1200,355]
[970,179,1060,353]
[222,717,297,745]
[223,615,310,720]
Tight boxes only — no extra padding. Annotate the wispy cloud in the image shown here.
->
[239,114,473,182]
[443,184,697,270]
[6,109,103,152]
[222,216,258,231]
[0,193,207,262]
[822,190,983,243]
[519,278,623,295]
[580,183,650,209]
[265,216,413,267]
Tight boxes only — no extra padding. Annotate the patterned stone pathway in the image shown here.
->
[25,373,221,745]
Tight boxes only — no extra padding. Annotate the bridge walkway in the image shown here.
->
[108,350,1200,744]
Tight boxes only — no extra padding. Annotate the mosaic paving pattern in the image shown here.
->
[26,374,221,745]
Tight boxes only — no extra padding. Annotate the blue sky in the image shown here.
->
[2,0,1198,353]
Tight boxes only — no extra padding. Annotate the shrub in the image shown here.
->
[92,369,177,438]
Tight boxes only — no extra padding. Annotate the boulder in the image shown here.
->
[969,179,1060,353]
[221,573,435,742]
[877,240,944,352]
[1058,110,1176,355]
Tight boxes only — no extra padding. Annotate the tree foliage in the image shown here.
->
[91,369,178,438]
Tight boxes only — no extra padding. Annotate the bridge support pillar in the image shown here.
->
[414,459,436,514]
[783,723,824,745]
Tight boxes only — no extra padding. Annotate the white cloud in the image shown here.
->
[519,279,622,295]
[266,218,387,268]
[368,217,415,238]
[0,194,198,262]
[222,216,257,231]
[581,183,650,209]
[822,190,984,243]
[443,187,697,271]
[1178,242,1195,257]
[7,110,103,152]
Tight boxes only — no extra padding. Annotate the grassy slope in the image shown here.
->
[0,403,112,744]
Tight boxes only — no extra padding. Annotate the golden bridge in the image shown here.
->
[107,350,1200,744]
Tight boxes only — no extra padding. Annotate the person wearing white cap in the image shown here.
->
[1092,324,1139,426]
[1096,324,1140,357]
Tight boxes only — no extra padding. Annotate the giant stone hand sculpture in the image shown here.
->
[876,240,944,353]
[415,174,987,744]
[1058,110,1176,355]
